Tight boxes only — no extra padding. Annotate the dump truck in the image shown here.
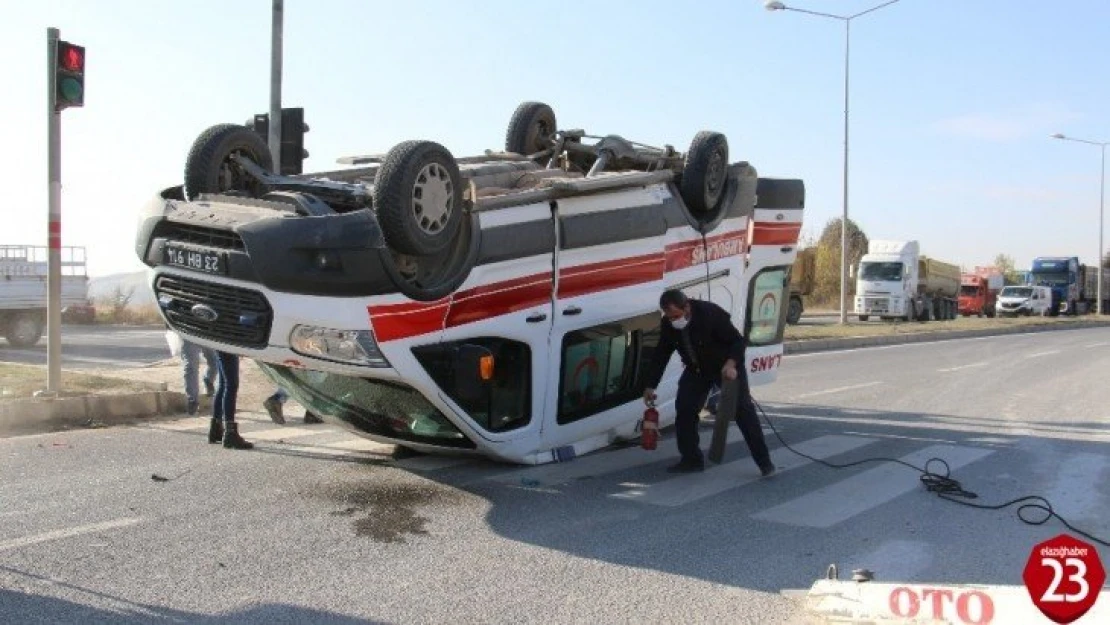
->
[786,247,815,324]
[958,266,1003,317]
[853,240,960,322]
[0,245,89,347]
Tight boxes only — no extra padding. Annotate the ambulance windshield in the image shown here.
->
[258,363,475,448]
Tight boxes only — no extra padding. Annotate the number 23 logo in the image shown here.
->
[1041,557,1090,603]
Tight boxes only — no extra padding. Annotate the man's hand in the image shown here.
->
[722,359,738,381]
[643,388,657,405]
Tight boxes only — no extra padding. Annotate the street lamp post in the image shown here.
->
[765,0,902,325]
[1051,133,1108,315]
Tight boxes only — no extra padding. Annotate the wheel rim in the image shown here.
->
[216,147,264,195]
[411,163,453,235]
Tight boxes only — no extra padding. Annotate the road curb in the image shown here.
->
[0,390,187,438]
[784,320,1110,355]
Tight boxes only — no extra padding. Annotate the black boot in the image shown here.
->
[208,418,223,444]
[222,422,254,450]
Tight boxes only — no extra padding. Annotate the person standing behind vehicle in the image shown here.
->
[263,387,323,425]
[165,326,217,415]
[642,289,775,476]
[208,350,254,450]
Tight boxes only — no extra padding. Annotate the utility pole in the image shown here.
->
[269,0,283,171]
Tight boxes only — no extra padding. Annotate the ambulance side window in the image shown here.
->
[412,338,531,433]
[557,313,660,425]
[745,266,789,346]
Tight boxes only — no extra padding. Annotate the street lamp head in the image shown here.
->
[764,1,786,11]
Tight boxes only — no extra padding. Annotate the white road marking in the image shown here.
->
[393,456,475,471]
[937,361,988,372]
[246,426,323,442]
[486,429,749,486]
[795,382,881,399]
[153,419,208,432]
[1025,350,1061,358]
[1050,452,1109,522]
[325,438,396,453]
[610,435,877,507]
[1085,342,1110,348]
[750,444,994,528]
[0,517,142,553]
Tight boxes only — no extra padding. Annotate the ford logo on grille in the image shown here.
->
[190,304,219,322]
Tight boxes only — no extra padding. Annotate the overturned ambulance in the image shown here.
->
[135,101,806,465]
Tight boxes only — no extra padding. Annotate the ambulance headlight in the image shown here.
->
[289,325,390,367]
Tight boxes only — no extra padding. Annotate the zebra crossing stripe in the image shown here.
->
[484,428,750,487]
[609,434,877,507]
[750,444,994,528]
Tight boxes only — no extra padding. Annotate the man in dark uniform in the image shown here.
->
[643,289,776,476]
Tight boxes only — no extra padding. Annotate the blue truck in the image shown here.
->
[1026,256,1109,315]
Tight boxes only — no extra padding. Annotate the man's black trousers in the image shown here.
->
[673,367,772,469]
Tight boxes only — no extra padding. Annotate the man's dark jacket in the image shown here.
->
[644,299,747,389]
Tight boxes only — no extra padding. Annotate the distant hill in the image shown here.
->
[89,271,154,307]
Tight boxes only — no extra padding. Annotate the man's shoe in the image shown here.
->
[263,397,285,424]
[303,412,324,424]
[186,400,199,416]
[759,463,777,478]
[666,460,705,474]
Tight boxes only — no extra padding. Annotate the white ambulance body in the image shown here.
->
[136,103,805,465]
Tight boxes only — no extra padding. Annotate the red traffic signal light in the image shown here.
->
[54,40,85,112]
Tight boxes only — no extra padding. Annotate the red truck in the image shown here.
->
[958,267,1003,317]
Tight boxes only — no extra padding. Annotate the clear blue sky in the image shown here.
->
[4,0,1108,277]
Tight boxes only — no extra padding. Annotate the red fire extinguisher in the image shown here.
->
[641,402,659,450]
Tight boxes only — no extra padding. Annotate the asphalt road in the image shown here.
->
[1,327,1108,623]
[0,325,169,369]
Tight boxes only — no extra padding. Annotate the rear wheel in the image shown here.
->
[505,102,557,163]
[4,313,43,348]
[184,124,273,201]
[373,140,464,257]
[680,131,729,214]
[786,296,803,325]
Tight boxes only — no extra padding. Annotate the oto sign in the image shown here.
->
[1023,534,1106,624]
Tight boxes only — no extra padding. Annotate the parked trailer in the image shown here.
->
[853,240,960,322]
[0,245,89,347]
[1079,264,1110,314]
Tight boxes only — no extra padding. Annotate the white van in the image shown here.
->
[995,285,1052,317]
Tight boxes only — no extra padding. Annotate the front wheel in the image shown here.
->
[786,297,803,325]
[373,140,464,257]
[4,313,44,348]
[184,124,273,200]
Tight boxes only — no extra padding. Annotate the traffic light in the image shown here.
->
[247,107,310,175]
[54,40,85,112]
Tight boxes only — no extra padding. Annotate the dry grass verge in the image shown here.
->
[0,363,164,400]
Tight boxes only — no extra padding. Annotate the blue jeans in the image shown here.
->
[269,388,289,403]
[212,352,240,423]
[181,340,217,404]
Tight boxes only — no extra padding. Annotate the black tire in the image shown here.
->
[184,124,273,201]
[373,140,464,256]
[680,131,729,214]
[505,101,557,160]
[858,315,869,322]
[786,296,803,325]
[5,313,44,348]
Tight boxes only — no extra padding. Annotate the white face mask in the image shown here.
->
[671,317,689,330]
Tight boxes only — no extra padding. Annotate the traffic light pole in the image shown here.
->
[42,28,64,395]
[269,0,283,171]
